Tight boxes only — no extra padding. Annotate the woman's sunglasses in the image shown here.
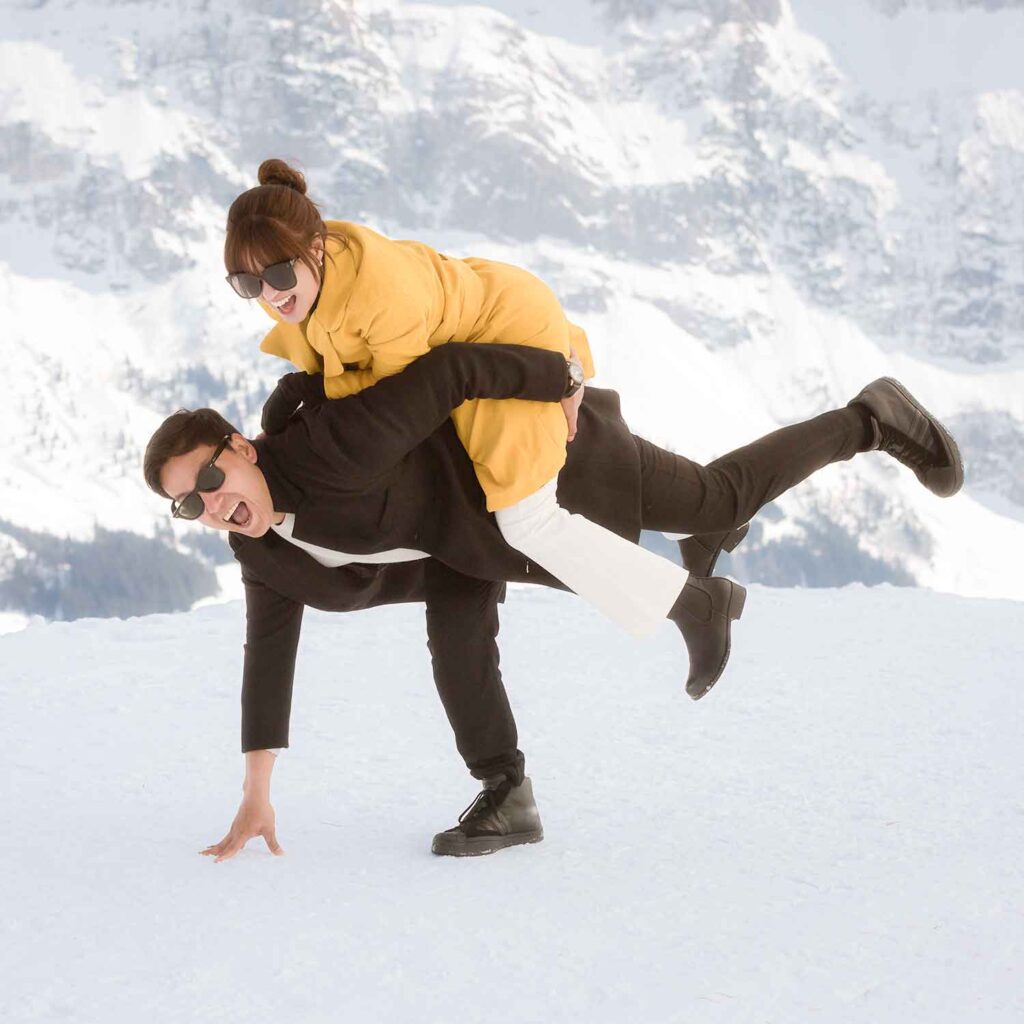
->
[171,436,231,520]
[225,258,298,299]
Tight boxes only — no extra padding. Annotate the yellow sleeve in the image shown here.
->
[259,321,325,376]
[323,370,380,399]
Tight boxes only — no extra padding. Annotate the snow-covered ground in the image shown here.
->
[0,611,37,636]
[2,583,1021,1022]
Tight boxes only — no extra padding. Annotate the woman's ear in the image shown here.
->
[312,236,325,265]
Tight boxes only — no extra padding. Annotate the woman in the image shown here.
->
[223,159,736,639]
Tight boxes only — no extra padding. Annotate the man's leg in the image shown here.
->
[636,375,964,535]
[634,385,961,695]
[423,558,544,857]
[633,406,874,699]
[423,558,521,783]
[633,406,875,535]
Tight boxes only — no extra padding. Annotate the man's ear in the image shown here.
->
[230,433,258,464]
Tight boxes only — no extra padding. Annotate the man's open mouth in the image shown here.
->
[223,501,252,528]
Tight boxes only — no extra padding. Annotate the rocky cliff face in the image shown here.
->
[1,0,1022,618]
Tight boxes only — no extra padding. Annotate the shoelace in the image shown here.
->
[458,778,513,824]
[878,424,934,473]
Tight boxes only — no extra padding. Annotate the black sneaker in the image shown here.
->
[431,776,544,857]
[678,523,749,577]
[668,575,747,700]
[850,378,964,498]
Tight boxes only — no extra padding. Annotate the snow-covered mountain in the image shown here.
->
[3,585,1022,1019]
[2,0,1023,620]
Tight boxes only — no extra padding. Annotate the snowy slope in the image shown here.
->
[2,0,1024,617]
[2,584,1022,1021]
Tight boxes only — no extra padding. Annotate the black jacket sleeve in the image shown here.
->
[262,372,328,434]
[235,551,431,752]
[239,567,304,752]
[295,342,568,482]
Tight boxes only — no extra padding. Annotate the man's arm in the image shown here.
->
[200,749,283,862]
[237,557,429,754]
[295,342,569,482]
[200,570,301,862]
[202,554,432,862]
[239,570,305,752]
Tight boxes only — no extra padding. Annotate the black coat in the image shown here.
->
[229,343,645,751]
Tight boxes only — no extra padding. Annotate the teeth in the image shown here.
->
[273,295,293,309]
[223,500,240,523]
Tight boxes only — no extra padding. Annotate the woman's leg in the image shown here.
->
[496,479,752,700]
[494,479,689,638]
[634,406,875,534]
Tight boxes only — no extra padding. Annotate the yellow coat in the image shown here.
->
[259,221,596,510]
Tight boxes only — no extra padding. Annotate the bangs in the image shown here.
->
[224,216,301,275]
[224,179,342,282]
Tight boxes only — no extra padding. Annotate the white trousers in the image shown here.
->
[494,479,689,638]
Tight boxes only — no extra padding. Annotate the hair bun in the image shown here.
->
[257,159,307,195]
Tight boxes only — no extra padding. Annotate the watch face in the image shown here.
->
[570,363,585,386]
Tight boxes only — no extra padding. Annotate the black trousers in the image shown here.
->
[424,558,524,784]
[635,406,870,534]
[428,406,871,784]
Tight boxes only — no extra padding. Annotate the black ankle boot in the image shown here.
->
[431,776,544,857]
[668,575,747,700]
[849,378,964,497]
[678,523,749,577]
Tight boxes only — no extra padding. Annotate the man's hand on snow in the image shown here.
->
[200,797,284,862]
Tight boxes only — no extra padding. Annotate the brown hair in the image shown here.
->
[143,408,241,499]
[224,159,346,283]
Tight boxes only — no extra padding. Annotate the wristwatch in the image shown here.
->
[564,359,585,398]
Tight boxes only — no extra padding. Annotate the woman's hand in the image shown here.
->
[200,796,284,863]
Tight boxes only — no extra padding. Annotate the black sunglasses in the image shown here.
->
[170,436,231,520]
[225,258,299,299]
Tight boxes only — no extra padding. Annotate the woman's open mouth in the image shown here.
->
[274,294,297,316]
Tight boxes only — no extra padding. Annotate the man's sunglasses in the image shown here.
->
[171,436,231,520]
[225,258,298,300]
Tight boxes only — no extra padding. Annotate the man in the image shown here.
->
[143,343,962,860]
